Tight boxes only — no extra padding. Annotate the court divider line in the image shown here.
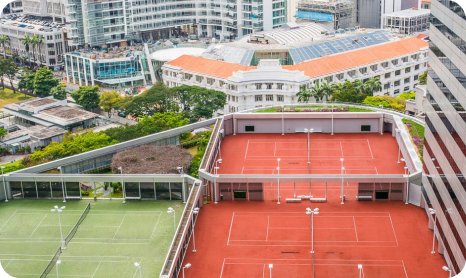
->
[367,139,374,159]
[29,214,48,238]
[0,210,18,232]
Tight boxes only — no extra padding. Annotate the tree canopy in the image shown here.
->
[99,91,124,116]
[363,95,406,112]
[71,85,101,110]
[50,85,67,100]
[33,67,59,97]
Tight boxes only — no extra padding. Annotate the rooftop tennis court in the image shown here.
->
[0,199,183,278]
[217,133,406,175]
[180,201,448,278]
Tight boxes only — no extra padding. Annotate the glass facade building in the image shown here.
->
[422,0,466,275]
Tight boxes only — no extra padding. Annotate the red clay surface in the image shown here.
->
[217,133,406,175]
[181,201,447,278]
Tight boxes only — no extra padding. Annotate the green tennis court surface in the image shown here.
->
[0,199,184,278]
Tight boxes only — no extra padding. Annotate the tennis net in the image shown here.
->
[65,202,90,245]
[39,247,62,278]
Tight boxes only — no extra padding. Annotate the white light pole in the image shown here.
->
[331,102,334,135]
[167,207,176,233]
[341,167,345,204]
[304,128,310,165]
[57,166,66,203]
[134,262,142,278]
[405,166,409,205]
[219,129,224,160]
[429,208,437,254]
[56,260,61,278]
[395,129,401,163]
[192,207,199,252]
[214,159,221,204]
[358,264,363,278]
[51,205,66,249]
[306,207,319,254]
[177,166,185,203]
[442,266,452,278]
[269,264,273,278]
[277,158,281,205]
[1,166,8,202]
[182,263,191,278]
[118,166,125,203]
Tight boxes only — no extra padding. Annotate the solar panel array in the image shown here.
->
[289,30,393,64]
[201,45,254,65]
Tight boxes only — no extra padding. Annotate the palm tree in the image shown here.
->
[354,79,365,94]
[19,35,32,69]
[297,85,311,103]
[364,76,382,95]
[310,83,324,102]
[0,35,11,58]
[320,81,333,102]
[30,35,40,68]
[34,35,44,67]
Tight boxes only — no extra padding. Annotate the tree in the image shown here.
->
[50,85,67,100]
[353,79,365,94]
[30,35,39,67]
[0,128,6,140]
[3,58,19,94]
[0,58,6,90]
[397,91,416,100]
[0,35,10,59]
[18,73,35,94]
[320,81,333,102]
[297,86,311,103]
[99,91,123,116]
[331,81,366,103]
[71,85,101,111]
[33,35,44,67]
[363,95,406,112]
[34,67,59,97]
[419,70,427,85]
[125,82,178,116]
[19,35,32,69]
[310,83,324,102]
[364,77,382,95]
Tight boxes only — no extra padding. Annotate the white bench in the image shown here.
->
[295,129,323,133]
[357,196,373,201]
[310,198,326,203]
[286,198,302,203]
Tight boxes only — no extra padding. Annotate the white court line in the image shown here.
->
[149,210,163,241]
[353,216,358,242]
[220,258,226,278]
[245,155,373,158]
[375,167,379,174]
[4,260,12,270]
[229,239,396,243]
[113,215,127,239]
[402,260,409,278]
[262,264,265,278]
[241,166,244,175]
[29,214,48,238]
[367,139,374,159]
[247,139,369,142]
[227,212,235,246]
[0,210,17,232]
[244,140,249,159]
[389,213,399,246]
[91,261,102,278]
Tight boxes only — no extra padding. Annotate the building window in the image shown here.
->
[414,75,419,81]
[392,59,398,66]
[384,83,390,89]
[277,83,284,89]
[266,95,273,101]
[385,73,390,78]
[255,95,263,102]
[360,67,367,74]
[404,86,410,91]
[277,95,284,102]
[394,80,400,86]
[195,76,203,83]
[405,67,411,73]
[415,64,420,70]
[404,77,410,83]
[394,89,400,94]
[336,73,344,80]
[395,70,401,76]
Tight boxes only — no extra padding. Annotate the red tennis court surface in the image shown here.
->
[217,133,406,175]
[180,201,447,278]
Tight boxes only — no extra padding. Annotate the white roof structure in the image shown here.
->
[245,22,331,45]
[150,47,206,62]
[384,8,430,18]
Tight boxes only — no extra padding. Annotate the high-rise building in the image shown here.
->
[422,0,466,275]
[357,0,420,28]
[64,0,287,47]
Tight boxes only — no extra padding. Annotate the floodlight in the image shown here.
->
[184,263,192,269]
[56,260,61,265]
[269,264,273,269]
[358,264,362,270]
[442,266,450,271]
[134,262,140,267]
[217,159,222,163]
[277,158,280,162]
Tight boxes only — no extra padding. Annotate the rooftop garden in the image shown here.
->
[402,118,425,161]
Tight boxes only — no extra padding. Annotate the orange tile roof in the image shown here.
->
[283,37,428,78]
[165,37,428,79]
[165,55,257,78]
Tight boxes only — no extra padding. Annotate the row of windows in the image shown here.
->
[431,14,466,57]
[254,95,284,102]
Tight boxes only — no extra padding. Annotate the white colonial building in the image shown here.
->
[162,34,429,113]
